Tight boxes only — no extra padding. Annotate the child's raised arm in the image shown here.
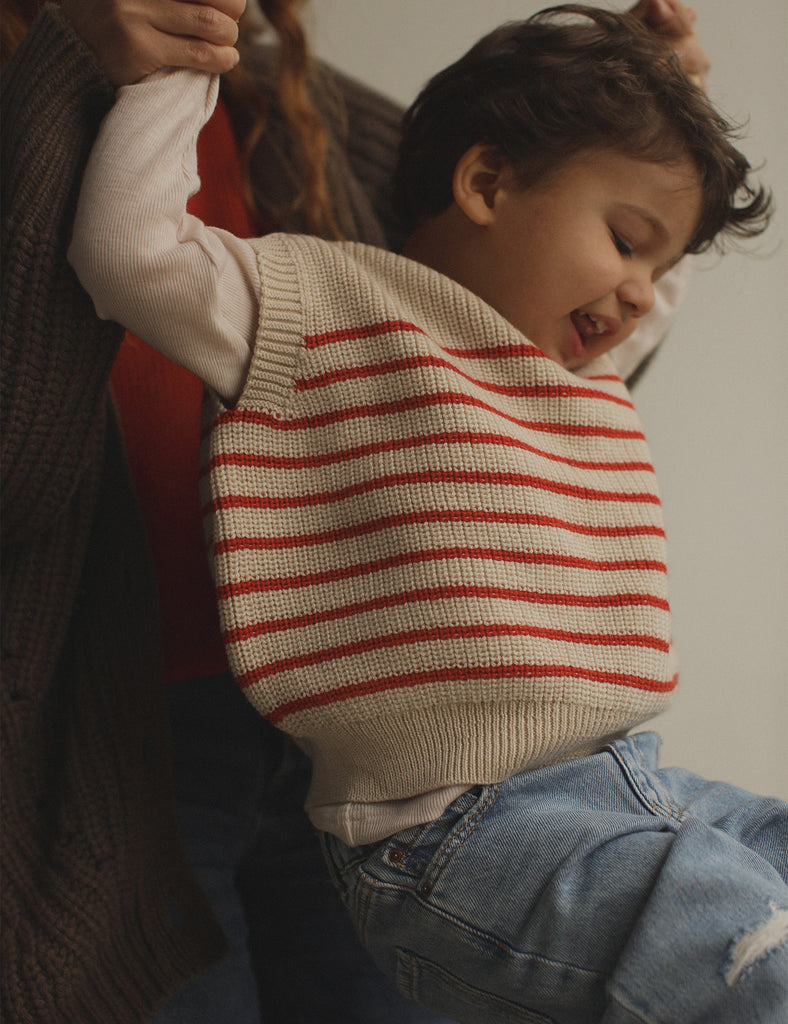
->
[68,68,257,403]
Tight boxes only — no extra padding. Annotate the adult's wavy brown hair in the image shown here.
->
[0,0,41,63]
[222,0,341,238]
[1,0,340,240]
[394,4,772,253]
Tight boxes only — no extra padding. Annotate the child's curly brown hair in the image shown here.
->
[393,4,772,254]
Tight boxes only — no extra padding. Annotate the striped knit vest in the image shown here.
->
[201,234,677,810]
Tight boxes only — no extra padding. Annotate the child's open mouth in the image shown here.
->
[571,310,608,342]
[569,309,617,361]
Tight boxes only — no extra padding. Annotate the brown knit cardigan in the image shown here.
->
[0,7,404,1020]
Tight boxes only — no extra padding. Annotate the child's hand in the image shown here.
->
[629,0,711,88]
[61,0,246,85]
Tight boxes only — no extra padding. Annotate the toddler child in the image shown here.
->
[69,5,786,1021]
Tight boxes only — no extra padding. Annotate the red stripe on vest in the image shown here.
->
[263,662,679,723]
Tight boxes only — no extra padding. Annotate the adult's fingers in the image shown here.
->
[628,0,709,87]
[153,34,240,74]
[61,0,242,84]
[184,0,247,23]
[629,0,692,36]
[153,0,242,47]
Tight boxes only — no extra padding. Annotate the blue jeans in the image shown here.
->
[321,732,788,1024]
[154,674,455,1023]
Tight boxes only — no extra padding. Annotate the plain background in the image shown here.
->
[303,0,788,800]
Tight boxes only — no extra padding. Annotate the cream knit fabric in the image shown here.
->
[66,68,681,841]
[202,233,677,819]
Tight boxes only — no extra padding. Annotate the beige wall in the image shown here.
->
[308,0,788,799]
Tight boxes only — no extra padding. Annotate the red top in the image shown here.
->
[111,95,258,683]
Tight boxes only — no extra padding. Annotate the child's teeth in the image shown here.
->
[572,311,606,341]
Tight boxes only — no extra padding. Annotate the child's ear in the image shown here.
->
[452,144,507,226]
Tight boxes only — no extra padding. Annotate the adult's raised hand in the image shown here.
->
[61,0,246,85]
[630,0,711,88]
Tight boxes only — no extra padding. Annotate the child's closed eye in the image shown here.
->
[612,232,633,258]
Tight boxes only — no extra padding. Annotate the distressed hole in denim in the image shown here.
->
[724,902,788,986]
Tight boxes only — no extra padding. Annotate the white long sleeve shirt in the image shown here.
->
[69,68,689,404]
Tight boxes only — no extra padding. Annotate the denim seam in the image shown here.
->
[604,988,653,1023]
[399,898,609,983]
[395,947,558,1023]
[609,739,684,823]
[419,784,501,898]
[396,820,438,866]
[354,869,379,946]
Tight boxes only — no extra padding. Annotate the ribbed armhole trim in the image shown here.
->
[241,235,304,411]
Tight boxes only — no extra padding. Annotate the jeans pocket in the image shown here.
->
[413,783,500,899]
[395,948,556,1024]
[319,829,381,895]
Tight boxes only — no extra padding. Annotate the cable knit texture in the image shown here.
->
[0,12,230,1021]
[1,10,404,1021]
[203,234,678,816]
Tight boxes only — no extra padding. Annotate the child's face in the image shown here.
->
[467,149,702,369]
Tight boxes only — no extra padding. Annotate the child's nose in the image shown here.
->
[617,272,655,318]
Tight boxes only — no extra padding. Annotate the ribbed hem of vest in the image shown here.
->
[300,692,674,809]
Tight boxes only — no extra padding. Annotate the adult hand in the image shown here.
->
[629,0,711,88]
[60,0,246,85]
